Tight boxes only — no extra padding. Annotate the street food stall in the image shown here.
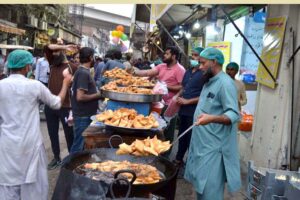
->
[83,68,167,149]
[53,68,178,199]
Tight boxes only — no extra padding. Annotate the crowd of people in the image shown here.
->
[0,36,247,199]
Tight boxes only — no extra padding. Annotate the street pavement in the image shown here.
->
[41,119,246,200]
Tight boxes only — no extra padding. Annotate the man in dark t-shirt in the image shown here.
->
[70,47,102,153]
[173,47,207,167]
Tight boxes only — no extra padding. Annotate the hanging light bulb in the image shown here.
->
[185,32,191,39]
[193,20,200,29]
[179,30,184,35]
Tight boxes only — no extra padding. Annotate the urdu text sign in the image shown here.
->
[207,41,231,71]
[256,17,287,89]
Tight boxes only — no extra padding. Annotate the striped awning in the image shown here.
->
[0,23,25,35]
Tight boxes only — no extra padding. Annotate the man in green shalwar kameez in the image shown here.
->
[184,47,241,200]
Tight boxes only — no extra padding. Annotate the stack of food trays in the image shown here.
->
[101,69,161,103]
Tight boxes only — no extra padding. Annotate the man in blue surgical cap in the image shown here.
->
[0,50,71,200]
[184,47,241,200]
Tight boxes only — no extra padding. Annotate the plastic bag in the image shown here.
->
[98,99,107,112]
[153,81,168,95]
[151,101,165,115]
[151,111,167,130]
[163,96,180,121]
[238,111,254,132]
[65,111,74,127]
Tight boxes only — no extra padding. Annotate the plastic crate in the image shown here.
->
[248,183,262,200]
[281,176,300,200]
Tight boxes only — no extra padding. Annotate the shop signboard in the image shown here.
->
[239,15,265,76]
[256,16,287,89]
[207,41,231,71]
[188,37,203,56]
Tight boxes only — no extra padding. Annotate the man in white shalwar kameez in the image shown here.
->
[0,50,71,200]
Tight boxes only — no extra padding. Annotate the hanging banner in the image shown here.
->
[256,16,287,89]
[188,37,203,56]
[207,41,231,71]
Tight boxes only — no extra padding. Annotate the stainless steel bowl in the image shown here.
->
[101,90,162,103]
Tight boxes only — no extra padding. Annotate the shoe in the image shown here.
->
[47,158,61,170]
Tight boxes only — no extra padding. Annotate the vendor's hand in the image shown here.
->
[195,114,214,125]
[66,44,78,52]
[176,97,189,105]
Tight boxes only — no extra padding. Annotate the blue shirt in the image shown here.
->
[178,68,206,117]
[101,60,125,85]
[104,59,125,71]
[94,61,105,82]
[35,57,49,84]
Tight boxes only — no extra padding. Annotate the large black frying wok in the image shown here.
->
[52,148,178,199]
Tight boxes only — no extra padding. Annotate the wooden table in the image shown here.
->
[83,125,165,149]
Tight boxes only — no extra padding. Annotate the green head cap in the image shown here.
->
[7,50,33,69]
[200,47,224,65]
[192,47,204,56]
[226,62,239,71]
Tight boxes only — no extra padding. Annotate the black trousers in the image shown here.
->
[175,114,193,161]
[44,105,74,159]
[161,105,178,158]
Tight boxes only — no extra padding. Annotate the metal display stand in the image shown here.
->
[247,161,300,200]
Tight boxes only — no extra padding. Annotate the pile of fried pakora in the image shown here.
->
[114,77,155,87]
[103,68,131,79]
[101,82,153,95]
[96,108,159,129]
[103,68,155,88]
[116,135,171,156]
[84,160,162,184]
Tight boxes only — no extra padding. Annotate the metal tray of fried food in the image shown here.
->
[117,84,155,89]
[101,89,162,103]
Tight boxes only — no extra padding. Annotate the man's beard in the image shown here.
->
[202,67,214,81]
[163,57,172,65]
[52,53,65,66]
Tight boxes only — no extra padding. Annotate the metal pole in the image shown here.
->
[220,6,276,83]
[290,28,295,169]
[288,45,300,65]
[134,22,146,33]
[157,20,188,58]
[151,40,164,53]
